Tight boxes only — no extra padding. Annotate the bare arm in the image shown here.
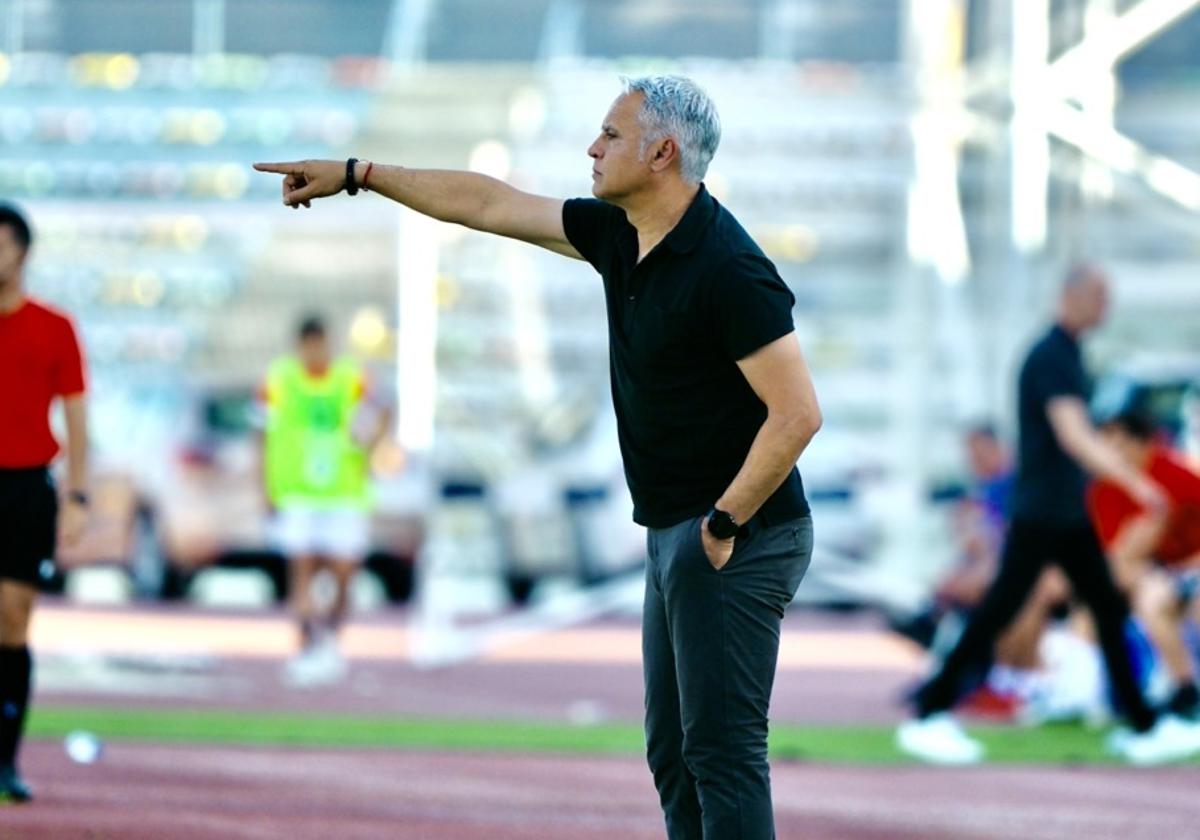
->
[1106,512,1167,592]
[714,332,822,524]
[62,394,88,497]
[60,393,89,546]
[362,404,395,451]
[1047,396,1164,509]
[252,159,582,260]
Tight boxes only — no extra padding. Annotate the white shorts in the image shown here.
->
[273,506,371,561]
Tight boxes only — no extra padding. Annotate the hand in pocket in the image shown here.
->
[699,516,735,571]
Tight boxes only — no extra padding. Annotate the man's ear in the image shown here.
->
[649,136,678,173]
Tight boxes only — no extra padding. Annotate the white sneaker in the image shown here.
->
[1117,716,1200,766]
[283,648,321,687]
[1104,725,1134,756]
[311,637,348,683]
[283,641,346,688]
[895,713,985,765]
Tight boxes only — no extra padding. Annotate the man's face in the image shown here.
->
[1069,270,1111,332]
[1082,277,1110,330]
[0,225,28,285]
[965,432,1004,478]
[298,333,331,370]
[587,92,653,202]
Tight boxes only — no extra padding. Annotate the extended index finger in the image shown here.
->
[253,161,304,174]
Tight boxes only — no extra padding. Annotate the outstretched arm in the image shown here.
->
[252,159,582,260]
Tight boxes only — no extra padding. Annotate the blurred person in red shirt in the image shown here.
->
[0,204,90,803]
[1090,409,1200,719]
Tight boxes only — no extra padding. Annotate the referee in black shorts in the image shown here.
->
[0,204,90,802]
[897,264,1200,766]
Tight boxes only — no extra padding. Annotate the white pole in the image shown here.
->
[396,209,439,454]
[5,0,24,55]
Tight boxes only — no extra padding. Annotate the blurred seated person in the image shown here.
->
[1090,409,1200,719]
[893,425,1070,690]
[940,423,1016,611]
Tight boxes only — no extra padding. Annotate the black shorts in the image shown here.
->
[0,467,58,588]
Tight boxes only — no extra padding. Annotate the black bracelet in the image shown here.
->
[345,157,359,195]
[68,490,89,507]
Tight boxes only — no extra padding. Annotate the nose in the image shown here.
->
[587,138,601,160]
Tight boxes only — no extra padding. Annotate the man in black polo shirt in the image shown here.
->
[257,74,822,838]
[897,264,1200,766]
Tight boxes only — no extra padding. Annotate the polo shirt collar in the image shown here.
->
[1051,322,1081,349]
[662,184,715,254]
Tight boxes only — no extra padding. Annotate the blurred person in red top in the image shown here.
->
[1090,409,1200,719]
[0,204,89,803]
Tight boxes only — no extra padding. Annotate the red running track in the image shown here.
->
[3,741,1195,840]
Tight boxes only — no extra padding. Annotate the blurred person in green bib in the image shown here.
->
[262,315,389,686]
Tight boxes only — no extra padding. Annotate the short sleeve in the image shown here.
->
[53,317,86,396]
[1032,345,1086,403]
[562,198,624,273]
[262,358,287,410]
[710,252,796,361]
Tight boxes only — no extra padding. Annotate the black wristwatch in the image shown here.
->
[706,508,739,540]
[345,157,360,195]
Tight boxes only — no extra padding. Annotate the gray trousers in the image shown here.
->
[644,513,813,840]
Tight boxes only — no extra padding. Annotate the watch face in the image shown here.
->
[707,510,738,540]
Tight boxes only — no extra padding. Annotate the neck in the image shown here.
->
[1055,316,1084,338]
[620,180,701,256]
[0,276,24,314]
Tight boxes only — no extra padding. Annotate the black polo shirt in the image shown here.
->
[562,185,809,528]
[1012,324,1090,524]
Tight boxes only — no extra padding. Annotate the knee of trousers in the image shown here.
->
[680,729,769,781]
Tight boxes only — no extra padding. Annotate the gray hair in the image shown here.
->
[621,75,721,184]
